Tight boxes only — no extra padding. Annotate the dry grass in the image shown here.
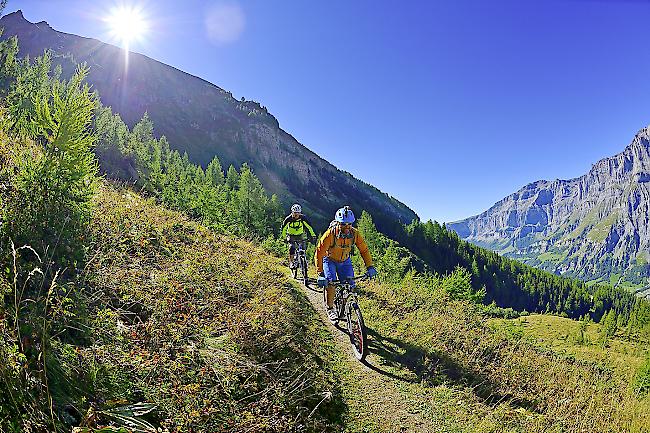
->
[70,184,346,432]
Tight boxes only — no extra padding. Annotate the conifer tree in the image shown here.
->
[7,64,98,267]
[225,165,239,191]
[233,163,267,236]
[206,156,225,187]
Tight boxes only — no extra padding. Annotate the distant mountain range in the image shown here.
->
[0,10,417,231]
[448,128,650,295]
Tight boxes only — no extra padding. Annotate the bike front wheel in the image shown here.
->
[300,256,308,285]
[347,302,367,361]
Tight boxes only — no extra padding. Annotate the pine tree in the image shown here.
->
[6,64,98,267]
[225,165,239,191]
[206,156,225,187]
[233,164,267,236]
[6,51,55,136]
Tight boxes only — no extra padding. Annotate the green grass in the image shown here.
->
[610,272,623,286]
[587,211,620,243]
[536,249,568,264]
[1,183,349,432]
[83,185,350,432]
[353,276,650,433]
[490,314,649,381]
[565,207,599,240]
[3,180,649,432]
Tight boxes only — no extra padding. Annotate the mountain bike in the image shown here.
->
[323,274,369,361]
[290,239,309,285]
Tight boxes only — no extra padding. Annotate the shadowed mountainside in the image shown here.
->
[0,10,417,231]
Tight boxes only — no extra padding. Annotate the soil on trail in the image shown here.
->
[297,278,469,433]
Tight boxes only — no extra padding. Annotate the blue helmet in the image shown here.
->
[335,206,355,224]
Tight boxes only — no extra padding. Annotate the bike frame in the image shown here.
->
[332,278,359,315]
[290,239,309,284]
[327,274,368,360]
[291,240,307,264]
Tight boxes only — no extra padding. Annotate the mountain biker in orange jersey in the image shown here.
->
[281,203,316,269]
[315,206,378,322]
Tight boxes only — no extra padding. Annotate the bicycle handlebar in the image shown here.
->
[328,274,370,286]
[289,238,314,245]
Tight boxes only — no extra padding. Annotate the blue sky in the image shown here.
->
[12,0,650,223]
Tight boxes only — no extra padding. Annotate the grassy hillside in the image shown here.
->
[2,174,649,432]
[0,183,348,432]
[354,278,650,432]
[1,23,649,433]
[490,314,648,382]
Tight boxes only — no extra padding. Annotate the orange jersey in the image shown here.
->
[314,226,372,273]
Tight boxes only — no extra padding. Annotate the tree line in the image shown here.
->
[92,107,283,239]
[383,218,649,336]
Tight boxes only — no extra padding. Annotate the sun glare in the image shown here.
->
[105,5,149,49]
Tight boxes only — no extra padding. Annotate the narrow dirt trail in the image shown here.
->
[296,277,469,433]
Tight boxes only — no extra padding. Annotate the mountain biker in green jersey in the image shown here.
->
[281,203,316,269]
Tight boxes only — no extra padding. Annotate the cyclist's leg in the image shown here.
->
[337,258,355,285]
[288,240,296,268]
[323,257,337,308]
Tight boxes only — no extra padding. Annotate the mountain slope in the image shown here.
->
[0,10,417,231]
[3,181,647,432]
[448,127,650,291]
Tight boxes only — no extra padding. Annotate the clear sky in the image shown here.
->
[11,0,650,223]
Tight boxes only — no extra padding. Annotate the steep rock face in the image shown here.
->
[0,10,417,230]
[448,128,650,291]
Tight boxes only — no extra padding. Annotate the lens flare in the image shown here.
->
[105,4,149,49]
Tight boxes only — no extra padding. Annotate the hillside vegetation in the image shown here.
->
[2,182,357,432]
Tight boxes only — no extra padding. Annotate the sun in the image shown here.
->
[105,5,149,49]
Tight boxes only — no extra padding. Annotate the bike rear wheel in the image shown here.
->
[347,302,367,361]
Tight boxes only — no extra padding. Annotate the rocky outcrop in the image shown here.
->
[0,10,418,231]
[448,128,650,289]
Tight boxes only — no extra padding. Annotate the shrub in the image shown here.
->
[442,266,485,303]
[260,234,286,257]
[4,64,98,269]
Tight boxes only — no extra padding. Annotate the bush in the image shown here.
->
[483,302,521,319]
[441,266,485,303]
[4,64,98,269]
[260,234,286,258]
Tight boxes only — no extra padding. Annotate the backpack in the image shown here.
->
[328,220,356,256]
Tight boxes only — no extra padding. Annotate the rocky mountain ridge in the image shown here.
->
[0,10,417,231]
[448,127,650,295]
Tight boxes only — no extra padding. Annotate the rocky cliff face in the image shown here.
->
[0,10,417,230]
[449,128,650,294]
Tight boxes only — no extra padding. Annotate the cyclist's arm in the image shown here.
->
[280,216,290,239]
[315,229,333,274]
[302,218,317,238]
[354,231,373,269]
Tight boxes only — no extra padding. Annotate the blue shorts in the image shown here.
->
[323,257,355,285]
